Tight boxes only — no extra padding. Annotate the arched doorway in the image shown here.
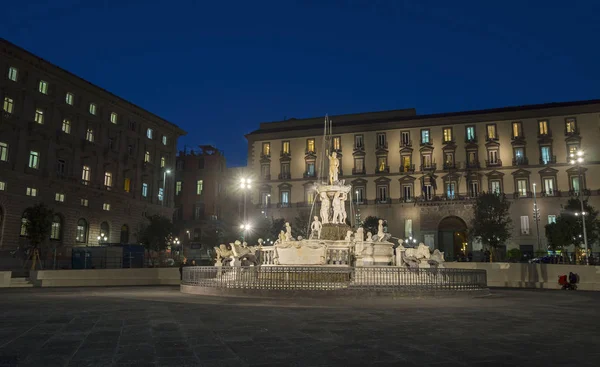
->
[438,216,468,261]
[120,224,129,244]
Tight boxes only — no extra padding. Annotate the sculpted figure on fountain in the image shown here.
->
[329,152,339,185]
[285,222,292,241]
[319,192,330,224]
[310,216,322,239]
[331,192,342,224]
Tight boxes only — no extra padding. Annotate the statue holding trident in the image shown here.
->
[329,152,339,185]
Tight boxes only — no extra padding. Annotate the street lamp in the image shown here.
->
[162,169,171,207]
[240,223,251,241]
[240,178,251,225]
[532,182,541,254]
[570,150,589,265]
[97,233,107,244]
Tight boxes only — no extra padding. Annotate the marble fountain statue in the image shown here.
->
[213,149,446,270]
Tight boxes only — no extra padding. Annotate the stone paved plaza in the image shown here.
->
[0,287,598,366]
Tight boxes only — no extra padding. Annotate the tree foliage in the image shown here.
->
[139,215,173,253]
[247,216,285,244]
[292,209,310,239]
[23,203,54,249]
[470,193,512,251]
[362,216,381,238]
[545,198,599,250]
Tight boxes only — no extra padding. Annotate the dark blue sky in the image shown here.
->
[3,0,599,166]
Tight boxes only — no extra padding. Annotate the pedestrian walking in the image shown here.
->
[179,258,188,281]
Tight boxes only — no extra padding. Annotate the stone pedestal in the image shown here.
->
[372,242,394,265]
[275,243,327,265]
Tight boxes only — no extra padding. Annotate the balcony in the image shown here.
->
[376,198,390,204]
[305,149,316,156]
[376,142,388,150]
[512,157,529,166]
[485,134,499,142]
[400,140,412,148]
[81,179,90,186]
[353,144,365,153]
[513,191,533,199]
[511,134,525,141]
[278,172,291,180]
[420,140,432,147]
[466,161,480,169]
[537,130,553,139]
[465,136,478,144]
[375,166,390,174]
[420,163,437,171]
[261,174,271,181]
[565,127,580,136]
[260,152,271,159]
[280,150,291,158]
[352,167,365,175]
[539,156,557,165]
[303,171,317,178]
[541,189,560,197]
[277,203,291,208]
[486,159,502,167]
[442,138,455,145]
[400,164,415,173]
[442,162,456,170]
[568,189,591,197]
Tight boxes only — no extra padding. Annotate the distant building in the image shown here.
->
[0,39,186,249]
[246,101,600,259]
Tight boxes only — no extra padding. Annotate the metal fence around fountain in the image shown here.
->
[182,266,487,293]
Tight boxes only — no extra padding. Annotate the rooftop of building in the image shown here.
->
[246,98,600,137]
[177,145,224,157]
[1,38,186,135]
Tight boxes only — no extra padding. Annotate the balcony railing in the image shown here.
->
[565,127,580,136]
[512,157,529,166]
[277,203,291,208]
[400,140,412,148]
[260,152,271,159]
[485,134,499,142]
[442,138,455,145]
[303,171,317,178]
[466,161,480,169]
[486,159,502,167]
[465,136,478,143]
[568,189,591,197]
[443,162,456,170]
[420,163,437,171]
[305,149,316,155]
[376,142,388,150]
[353,145,365,152]
[280,150,291,157]
[539,156,557,165]
[400,164,415,173]
[278,172,291,180]
[540,189,560,197]
[537,130,553,139]
[513,191,533,199]
[511,134,525,141]
[376,198,390,204]
[420,140,432,146]
[352,167,366,175]
[375,166,390,174]
[261,174,271,181]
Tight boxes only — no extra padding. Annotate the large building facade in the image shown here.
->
[246,101,600,259]
[0,39,186,249]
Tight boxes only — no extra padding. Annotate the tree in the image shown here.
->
[362,216,381,238]
[545,197,599,252]
[470,193,512,262]
[139,215,173,263]
[246,216,285,244]
[292,209,310,239]
[23,203,54,270]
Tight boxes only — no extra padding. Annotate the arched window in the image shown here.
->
[100,221,110,243]
[20,212,29,237]
[76,218,88,243]
[120,224,129,244]
[50,214,62,240]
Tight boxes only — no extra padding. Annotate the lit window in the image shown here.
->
[8,67,18,81]
[262,142,271,156]
[282,141,290,154]
[176,181,182,195]
[421,129,430,144]
[103,203,111,211]
[50,215,61,240]
[142,183,148,197]
[38,80,48,94]
[65,92,74,105]
[28,151,39,169]
[20,217,29,236]
[512,122,523,138]
[517,179,528,197]
[160,156,165,168]
[466,126,475,141]
[197,180,203,195]
[26,187,37,197]
[520,216,530,235]
[146,128,153,139]
[144,151,151,163]
[76,219,88,243]
[0,142,8,162]
[34,109,44,124]
[487,124,497,139]
[538,120,549,135]
[443,128,452,142]
[0,181,5,191]
[81,165,91,183]
[158,188,164,201]
[124,178,131,192]
[491,180,501,194]
[354,135,364,148]
[55,193,65,202]
[89,103,97,115]
[86,128,94,143]
[332,137,341,150]
[548,215,556,224]
[377,133,386,147]
[306,139,315,152]
[80,198,89,207]
[62,119,71,134]
[110,112,118,124]
[3,97,14,113]
[565,118,577,134]
[104,172,113,187]
[162,136,167,145]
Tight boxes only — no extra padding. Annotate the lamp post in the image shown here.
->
[240,178,251,225]
[240,223,251,241]
[355,190,362,227]
[162,169,171,207]
[532,182,541,254]
[570,150,589,265]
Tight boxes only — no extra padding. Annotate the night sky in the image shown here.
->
[3,0,599,167]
